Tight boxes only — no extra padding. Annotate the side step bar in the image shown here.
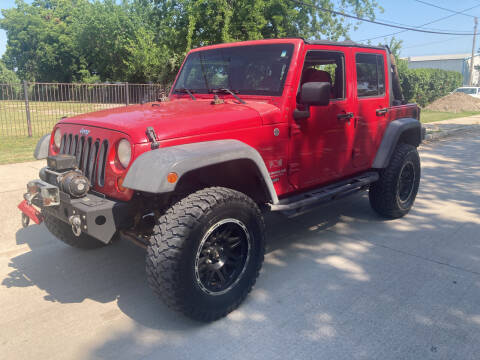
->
[269,171,379,212]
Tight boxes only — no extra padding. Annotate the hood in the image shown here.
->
[60,99,281,144]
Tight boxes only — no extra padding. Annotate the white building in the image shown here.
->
[405,53,480,85]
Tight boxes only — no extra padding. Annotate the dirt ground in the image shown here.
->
[425,92,480,112]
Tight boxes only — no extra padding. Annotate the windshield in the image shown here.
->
[173,44,294,96]
[455,88,477,95]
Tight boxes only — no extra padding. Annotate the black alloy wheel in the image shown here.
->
[369,143,421,219]
[397,161,416,204]
[194,219,251,295]
[146,187,265,322]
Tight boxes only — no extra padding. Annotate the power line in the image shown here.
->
[370,17,472,33]
[402,36,461,49]
[356,3,480,42]
[413,0,476,18]
[289,0,478,36]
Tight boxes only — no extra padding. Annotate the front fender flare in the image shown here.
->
[34,134,51,160]
[123,140,279,204]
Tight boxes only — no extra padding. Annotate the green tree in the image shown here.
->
[386,36,402,60]
[1,0,89,82]
[149,0,380,53]
[72,0,141,82]
[123,26,179,84]
[0,61,20,83]
[1,0,382,83]
[146,0,380,82]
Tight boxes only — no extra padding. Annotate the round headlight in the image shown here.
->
[117,139,132,168]
[54,128,62,149]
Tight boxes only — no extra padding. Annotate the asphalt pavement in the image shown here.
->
[0,131,479,360]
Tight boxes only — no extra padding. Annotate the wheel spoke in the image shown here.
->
[219,227,233,239]
[206,270,215,284]
[195,219,251,294]
[223,248,239,263]
[229,241,241,250]
[216,269,226,284]
[398,163,415,202]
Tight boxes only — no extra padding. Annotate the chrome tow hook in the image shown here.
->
[69,215,82,237]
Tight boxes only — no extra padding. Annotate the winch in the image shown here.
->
[58,171,90,198]
[39,154,90,198]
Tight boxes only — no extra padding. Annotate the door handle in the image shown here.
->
[376,108,388,116]
[337,112,354,122]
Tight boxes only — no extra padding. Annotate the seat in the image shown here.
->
[299,68,334,100]
[301,68,332,86]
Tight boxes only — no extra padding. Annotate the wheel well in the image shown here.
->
[174,159,271,204]
[398,127,421,147]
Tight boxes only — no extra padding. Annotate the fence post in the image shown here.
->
[23,80,32,137]
[125,82,129,106]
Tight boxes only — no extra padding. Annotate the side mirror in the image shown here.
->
[298,82,331,106]
[293,82,331,120]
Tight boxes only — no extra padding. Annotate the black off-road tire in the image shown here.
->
[369,143,421,219]
[146,187,265,322]
[43,212,106,249]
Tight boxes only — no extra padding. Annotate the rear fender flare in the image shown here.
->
[372,118,422,169]
[123,140,279,204]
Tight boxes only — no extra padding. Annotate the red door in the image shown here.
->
[352,51,390,169]
[288,47,357,190]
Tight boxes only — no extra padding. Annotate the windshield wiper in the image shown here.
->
[174,88,196,100]
[198,52,211,93]
[210,88,246,104]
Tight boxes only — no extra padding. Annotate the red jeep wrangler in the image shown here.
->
[19,38,422,321]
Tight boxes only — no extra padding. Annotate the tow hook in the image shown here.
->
[21,213,30,228]
[69,215,82,237]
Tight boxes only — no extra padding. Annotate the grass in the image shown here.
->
[0,100,119,137]
[0,100,122,164]
[420,110,480,123]
[0,100,120,165]
[1,103,480,165]
[0,135,42,165]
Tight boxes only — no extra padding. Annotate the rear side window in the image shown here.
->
[356,53,385,97]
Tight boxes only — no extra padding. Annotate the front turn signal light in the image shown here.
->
[167,172,178,184]
[117,177,127,192]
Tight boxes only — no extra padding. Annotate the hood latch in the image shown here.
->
[146,127,160,150]
[211,94,224,105]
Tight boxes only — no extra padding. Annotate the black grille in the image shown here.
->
[59,134,109,187]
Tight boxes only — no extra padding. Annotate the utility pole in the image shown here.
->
[469,17,478,86]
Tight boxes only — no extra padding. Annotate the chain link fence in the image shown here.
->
[0,82,170,137]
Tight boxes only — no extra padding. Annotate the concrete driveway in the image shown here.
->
[1,132,480,360]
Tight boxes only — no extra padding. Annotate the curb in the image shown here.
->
[424,125,479,142]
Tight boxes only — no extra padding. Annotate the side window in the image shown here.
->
[299,51,345,99]
[356,53,385,97]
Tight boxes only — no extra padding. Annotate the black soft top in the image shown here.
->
[304,39,386,50]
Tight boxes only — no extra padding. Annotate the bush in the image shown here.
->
[397,60,463,107]
[0,61,19,84]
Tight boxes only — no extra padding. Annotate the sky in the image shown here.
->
[349,0,480,57]
[0,0,479,58]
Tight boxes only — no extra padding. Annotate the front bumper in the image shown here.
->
[20,179,132,244]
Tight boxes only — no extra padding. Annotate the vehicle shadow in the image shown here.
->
[5,193,375,329]
[3,134,480,359]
